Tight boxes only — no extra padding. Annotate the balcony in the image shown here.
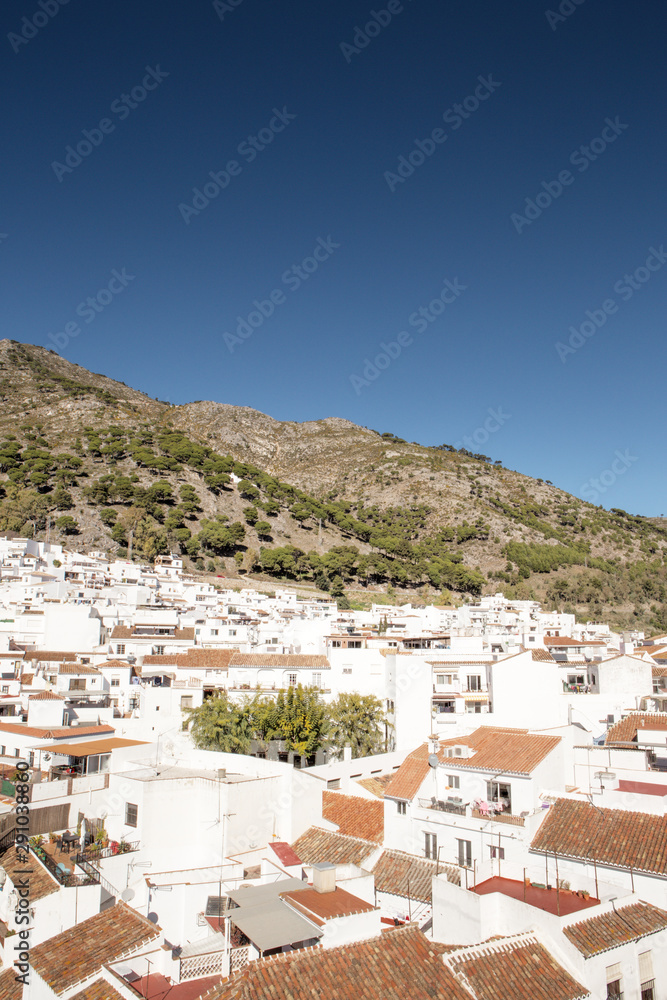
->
[419,797,467,816]
[471,806,525,827]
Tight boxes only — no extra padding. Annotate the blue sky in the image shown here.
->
[2,0,666,515]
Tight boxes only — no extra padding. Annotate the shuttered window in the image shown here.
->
[639,952,653,982]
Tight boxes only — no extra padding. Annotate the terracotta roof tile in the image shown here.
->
[531,798,667,875]
[205,925,470,1000]
[142,649,238,669]
[564,901,667,957]
[291,827,377,867]
[356,773,396,798]
[30,901,160,995]
[0,722,114,739]
[0,970,20,1000]
[57,663,101,675]
[322,791,383,843]
[2,845,58,902]
[385,728,561,801]
[229,653,330,668]
[445,934,589,1000]
[69,979,127,1000]
[372,850,459,902]
[281,885,376,922]
[23,652,77,662]
[29,691,64,700]
[531,648,556,662]
[606,712,667,746]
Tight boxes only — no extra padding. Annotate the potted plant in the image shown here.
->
[109,840,119,855]
[117,840,130,854]
[95,828,108,849]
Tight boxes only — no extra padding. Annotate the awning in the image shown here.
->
[231,902,322,952]
[41,738,149,756]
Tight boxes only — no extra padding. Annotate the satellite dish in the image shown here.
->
[121,888,135,902]
[428,754,440,769]
[43,754,51,762]
[147,912,159,923]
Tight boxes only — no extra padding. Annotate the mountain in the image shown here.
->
[0,340,665,631]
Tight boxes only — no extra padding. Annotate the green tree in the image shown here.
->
[329,693,387,758]
[185,692,253,753]
[55,515,79,535]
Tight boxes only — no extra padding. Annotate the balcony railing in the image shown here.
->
[418,797,467,816]
[471,807,525,827]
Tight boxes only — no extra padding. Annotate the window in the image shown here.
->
[436,674,445,684]
[181,695,193,710]
[348,641,361,649]
[211,629,218,636]
[447,775,460,789]
[386,699,395,711]
[229,630,237,637]
[116,644,125,655]
[288,673,298,687]
[1,686,7,695]
[155,645,165,656]
[331,640,341,648]
[128,697,139,711]
[436,701,455,714]
[490,845,505,860]
[125,803,138,827]
[69,679,86,691]
[639,951,654,1000]
[312,673,322,688]
[424,832,437,860]
[343,668,352,675]
[457,838,472,867]
[606,963,622,999]
[467,675,481,691]
[111,677,120,687]
[397,801,407,815]
[487,781,512,812]
[206,895,228,917]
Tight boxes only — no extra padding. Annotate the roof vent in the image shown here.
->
[217,768,227,780]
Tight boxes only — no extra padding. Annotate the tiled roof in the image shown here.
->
[57,663,101,675]
[564,901,667,957]
[356,773,396,798]
[110,626,133,639]
[3,846,58,901]
[269,841,302,867]
[281,885,376,925]
[544,636,602,647]
[384,728,561,801]
[229,653,330,668]
[96,660,133,669]
[141,649,238,669]
[0,970,20,1000]
[23,651,77,662]
[652,665,667,678]
[30,901,160,995]
[291,827,378,866]
[606,712,667,746]
[205,925,470,1000]
[531,648,555,662]
[29,690,64,700]
[444,934,590,1000]
[531,798,667,875]
[322,791,383,843]
[69,979,127,1000]
[372,850,459,902]
[0,722,114,739]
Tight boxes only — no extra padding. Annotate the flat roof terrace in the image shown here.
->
[471,877,600,916]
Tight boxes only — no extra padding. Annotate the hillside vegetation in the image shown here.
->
[0,340,666,631]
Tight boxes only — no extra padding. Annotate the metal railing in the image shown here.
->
[418,797,467,816]
[73,839,139,864]
[471,808,525,827]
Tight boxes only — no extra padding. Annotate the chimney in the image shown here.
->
[217,768,227,780]
[343,745,352,762]
[312,862,336,894]
[428,735,439,755]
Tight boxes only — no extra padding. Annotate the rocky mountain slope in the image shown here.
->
[0,340,665,631]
